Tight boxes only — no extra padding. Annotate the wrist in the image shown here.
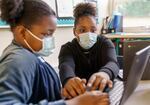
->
[65,99,78,105]
[99,72,110,80]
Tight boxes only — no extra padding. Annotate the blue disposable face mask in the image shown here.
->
[78,32,98,49]
[24,29,55,56]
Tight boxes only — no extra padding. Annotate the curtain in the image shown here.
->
[108,0,118,16]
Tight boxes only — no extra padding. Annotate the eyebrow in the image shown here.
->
[41,29,54,35]
[78,26,97,29]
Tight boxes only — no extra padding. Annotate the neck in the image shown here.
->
[14,35,30,51]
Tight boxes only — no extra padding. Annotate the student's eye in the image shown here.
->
[91,29,97,33]
[48,30,54,36]
[41,33,46,36]
[42,32,53,37]
[39,33,48,39]
[79,29,86,33]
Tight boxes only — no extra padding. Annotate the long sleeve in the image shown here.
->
[0,55,66,105]
[58,37,119,85]
[58,44,76,86]
[99,38,119,80]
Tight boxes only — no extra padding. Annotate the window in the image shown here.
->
[117,0,150,32]
[118,0,150,17]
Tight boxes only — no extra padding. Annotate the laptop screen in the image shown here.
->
[142,56,150,80]
[123,40,150,80]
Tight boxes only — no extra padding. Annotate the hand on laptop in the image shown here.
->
[66,91,110,105]
[62,72,113,99]
[87,72,113,92]
[62,77,87,99]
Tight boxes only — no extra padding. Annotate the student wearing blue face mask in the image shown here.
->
[0,0,110,105]
[59,3,120,99]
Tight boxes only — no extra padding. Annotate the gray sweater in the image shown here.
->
[0,40,65,105]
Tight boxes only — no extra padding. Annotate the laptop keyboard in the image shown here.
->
[109,80,124,105]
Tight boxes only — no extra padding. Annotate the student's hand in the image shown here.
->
[66,91,109,105]
[87,72,113,91]
[62,77,86,99]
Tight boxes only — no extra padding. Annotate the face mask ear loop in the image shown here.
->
[26,29,42,41]
[24,39,35,53]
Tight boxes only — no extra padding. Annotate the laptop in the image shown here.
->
[109,45,150,105]
[142,56,150,80]
[124,56,150,105]
[123,40,150,81]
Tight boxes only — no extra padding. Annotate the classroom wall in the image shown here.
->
[0,0,107,69]
[0,27,74,68]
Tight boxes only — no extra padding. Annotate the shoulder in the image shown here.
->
[60,38,78,51]
[97,35,109,42]
[59,38,79,57]
[0,43,38,76]
[97,35,114,47]
[0,44,37,101]
[62,38,78,47]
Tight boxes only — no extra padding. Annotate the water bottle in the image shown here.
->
[113,11,123,32]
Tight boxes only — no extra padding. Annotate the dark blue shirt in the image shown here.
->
[0,41,66,105]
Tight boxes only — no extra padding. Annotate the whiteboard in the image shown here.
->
[56,0,74,17]
[0,0,99,27]
[73,0,85,6]
[42,0,56,13]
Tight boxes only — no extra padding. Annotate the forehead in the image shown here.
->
[31,15,57,30]
[76,16,97,28]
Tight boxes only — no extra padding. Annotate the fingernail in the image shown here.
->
[87,83,92,87]
[110,84,113,88]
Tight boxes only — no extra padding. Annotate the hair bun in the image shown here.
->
[73,2,96,18]
[0,0,24,24]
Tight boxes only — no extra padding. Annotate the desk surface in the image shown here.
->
[124,80,150,105]
[104,33,150,39]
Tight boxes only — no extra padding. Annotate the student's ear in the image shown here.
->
[73,27,77,37]
[14,25,26,39]
[73,27,76,36]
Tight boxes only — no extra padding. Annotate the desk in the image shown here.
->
[124,81,150,105]
[104,33,150,39]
